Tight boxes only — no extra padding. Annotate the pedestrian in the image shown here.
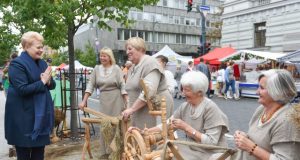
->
[79,47,127,159]
[156,55,177,95]
[196,58,211,98]
[233,69,300,160]
[5,31,56,160]
[122,60,132,82]
[2,53,18,97]
[216,62,226,97]
[174,66,183,99]
[223,61,239,100]
[186,61,194,72]
[122,37,174,129]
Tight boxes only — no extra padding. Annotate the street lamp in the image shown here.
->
[196,0,208,56]
[152,20,158,55]
[95,38,100,64]
[90,16,100,64]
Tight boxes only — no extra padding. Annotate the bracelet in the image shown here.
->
[249,143,257,155]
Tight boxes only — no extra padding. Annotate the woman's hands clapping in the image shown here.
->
[41,66,52,85]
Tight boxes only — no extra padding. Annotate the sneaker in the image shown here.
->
[223,94,228,100]
[227,96,233,99]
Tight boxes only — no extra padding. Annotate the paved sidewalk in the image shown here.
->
[0,91,15,160]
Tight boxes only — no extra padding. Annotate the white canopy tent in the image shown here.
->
[152,45,193,73]
[277,49,300,63]
[152,45,192,64]
[220,50,286,61]
[64,60,93,71]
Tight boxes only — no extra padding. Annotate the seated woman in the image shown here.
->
[234,69,300,160]
[130,71,230,160]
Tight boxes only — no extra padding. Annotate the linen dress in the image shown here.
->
[125,55,174,129]
[234,104,300,160]
[173,98,229,160]
[85,64,126,155]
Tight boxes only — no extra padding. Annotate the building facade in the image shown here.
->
[74,0,224,64]
[222,0,300,52]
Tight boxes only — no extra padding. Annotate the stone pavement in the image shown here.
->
[0,90,99,160]
[0,91,15,160]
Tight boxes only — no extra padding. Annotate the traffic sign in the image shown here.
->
[199,5,210,11]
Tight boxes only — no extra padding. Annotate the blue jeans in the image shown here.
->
[224,80,236,95]
[15,146,45,160]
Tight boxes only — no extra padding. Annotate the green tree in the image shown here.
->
[78,42,97,67]
[1,0,159,136]
[0,26,19,66]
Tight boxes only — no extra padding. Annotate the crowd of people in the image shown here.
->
[3,33,300,160]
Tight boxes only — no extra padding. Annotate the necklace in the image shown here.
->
[260,106,282,123]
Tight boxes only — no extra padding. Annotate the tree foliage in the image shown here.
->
[1,0,159,136]
[0,26,19,66]
[77,42,97,67]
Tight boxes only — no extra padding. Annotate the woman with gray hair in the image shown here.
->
[234,69,300,160]
[133,71,229,159]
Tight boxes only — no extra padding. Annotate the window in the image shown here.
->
[131,30,137,37]
[176,34,181,43]
[158,33,164,43]
[163,0,168,6]
[164,33,169,43]
[153,32,158,43]
[169,16,174,24]
[181,35,186,44]
[259,0,270,5]
[254,22,266,47]
[169,34,176,43]
[137,30,144,38]
[180,17,185,25]
[174,16,180,24]
[185,19,190,25]
[117,29,124,40]
[145,31,151,42]
[124,29,130,40]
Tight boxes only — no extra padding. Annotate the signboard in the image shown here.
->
[199,5,210,11]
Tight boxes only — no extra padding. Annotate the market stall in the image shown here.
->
[277,49,300,102]
[220,50,286,98]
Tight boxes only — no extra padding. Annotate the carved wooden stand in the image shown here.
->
[81,107,125,160]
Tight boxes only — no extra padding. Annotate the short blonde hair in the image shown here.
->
[125,37,146,53]
[99,47,116,65]
[21,31,44,49]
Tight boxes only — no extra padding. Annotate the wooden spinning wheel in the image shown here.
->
[124,130,147,160]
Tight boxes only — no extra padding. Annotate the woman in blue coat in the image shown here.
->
[5,31,55,160]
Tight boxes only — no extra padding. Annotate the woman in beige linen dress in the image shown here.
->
[131,71,229,160]
[79,47,127,158]
[122,37,174,129]
[234,69,300,160]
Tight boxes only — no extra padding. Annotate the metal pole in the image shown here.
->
[95,26,100,64]
[201,0,206,55]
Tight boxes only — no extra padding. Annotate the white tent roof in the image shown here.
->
[152,45,192,64]
[64,60,93,70]
[277,49,300,63]
[220,50,286,61]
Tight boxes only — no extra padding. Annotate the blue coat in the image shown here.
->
[5,52,56,147]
